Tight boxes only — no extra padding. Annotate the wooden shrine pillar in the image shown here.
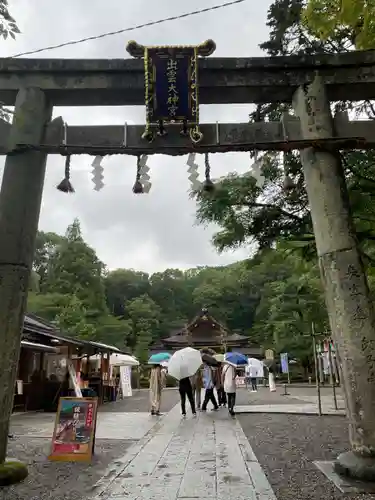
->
[293,76,375,480]
[0,88,51,463]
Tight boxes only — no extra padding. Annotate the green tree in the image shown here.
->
[105,269,150,317]
[27,292,72,322]
[192,0,375,265]
[55,294,96,340]
[302,0,374,49]
[0,1,20,121]
[44,219,107,315]
[126,295,161,357]
[94,315,132,349]
[33,231,64,291]
[134,324,153,364]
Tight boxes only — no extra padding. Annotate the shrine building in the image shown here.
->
[150,308,263,358]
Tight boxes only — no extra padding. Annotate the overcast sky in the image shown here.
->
[0,0,273,273]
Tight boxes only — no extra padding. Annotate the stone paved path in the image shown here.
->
[93,404,276,500]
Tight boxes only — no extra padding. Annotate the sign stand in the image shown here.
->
[48,397,98,462]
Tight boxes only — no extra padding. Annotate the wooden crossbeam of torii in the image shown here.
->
[0,112,372,156]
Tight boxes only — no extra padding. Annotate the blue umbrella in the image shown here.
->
[224,352,248,367]
[148,352,171,365]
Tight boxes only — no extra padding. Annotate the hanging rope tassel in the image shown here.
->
[202,152,215,192]
[132,155,144,194]
[57,155,75,193]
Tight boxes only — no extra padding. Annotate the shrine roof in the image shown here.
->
[162,333,248,345]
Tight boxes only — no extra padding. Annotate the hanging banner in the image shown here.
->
[280,353,289,374]
[49,397,98,462]
[126,40,216,142]
[68,361,82,398]
[120,366,132,398]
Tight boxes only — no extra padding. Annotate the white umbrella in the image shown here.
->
[248,358,264,377]
[89,353,139,366]
[111,354,139,367]
[167,347,202,381]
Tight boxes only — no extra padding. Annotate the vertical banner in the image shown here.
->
[280,353,289,374]
[49,397,98,462]
[126,40,216,142]
[68,361,82,397]
[120,366,132,398]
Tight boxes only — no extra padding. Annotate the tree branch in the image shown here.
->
[236,202,305,222]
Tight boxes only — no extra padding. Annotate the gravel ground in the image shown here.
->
[238,413,375,500]
[0,437,133,500]
[99,387,179,413]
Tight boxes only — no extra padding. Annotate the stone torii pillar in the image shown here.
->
[293,76,375,480]
[0,87,51,463]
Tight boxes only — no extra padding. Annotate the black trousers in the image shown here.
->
[251,378,257,391]
[217,387,227,406]
[227,392,236,412]
[179,384,196,415]
[202,388,218,410]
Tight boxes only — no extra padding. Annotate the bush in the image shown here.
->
[0,460,28,486]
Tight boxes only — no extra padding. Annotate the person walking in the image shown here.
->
[149,365,164,416]
[215,363,227,407]
[250,365,258,392]
[222,363,237,416]
[201,362,219,411]
[179,376,196,417]
[191,368,203,410]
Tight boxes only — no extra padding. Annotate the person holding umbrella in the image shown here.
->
[179,376,196,417]
[201,361,219,412]
[222,362,237,416]
[222,352,247,416]
[149,365,164,416]
[167,347,202,417]
[215,363,227,407]
[191,368,203,410]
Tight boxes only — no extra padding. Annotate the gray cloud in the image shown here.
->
[0,0,273,272]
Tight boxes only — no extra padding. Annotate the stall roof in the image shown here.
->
[23,313,130,355]
[21,340,59,353]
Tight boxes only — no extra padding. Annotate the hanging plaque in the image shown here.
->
[126,40,216,143]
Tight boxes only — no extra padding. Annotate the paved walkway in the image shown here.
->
[92,404,276,500]
[10,411,157,440]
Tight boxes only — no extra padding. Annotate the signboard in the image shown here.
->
[127,40,215,143]
[280,353,289,374]
[68,362,82,397]
[265,349,274,360]
[120,366,132,398]
[49,397,98,462]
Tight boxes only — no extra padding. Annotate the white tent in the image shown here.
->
[89,353,139,366]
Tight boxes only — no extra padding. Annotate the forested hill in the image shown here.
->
[28,219,329,363]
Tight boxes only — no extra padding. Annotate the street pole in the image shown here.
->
[312,323,322,416]
[328,340,338,411]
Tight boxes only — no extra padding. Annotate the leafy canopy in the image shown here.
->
[303,0,375,49]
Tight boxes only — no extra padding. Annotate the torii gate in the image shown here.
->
[0,44,375,479]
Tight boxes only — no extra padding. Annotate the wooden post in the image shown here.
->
[0,87,51,463]
[293,76,375,480]
[311,324,322,416]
